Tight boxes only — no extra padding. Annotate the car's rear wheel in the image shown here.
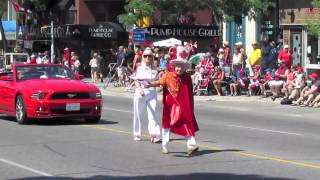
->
[16,95,30,124]
[85,116,101,124]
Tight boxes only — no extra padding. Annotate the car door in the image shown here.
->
[2,73,16,113]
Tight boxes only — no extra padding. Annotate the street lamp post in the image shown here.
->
[50,21,54,63]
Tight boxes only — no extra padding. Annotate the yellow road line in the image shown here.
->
[82,125,320,169]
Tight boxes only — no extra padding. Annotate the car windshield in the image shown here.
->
[16,65,75,81]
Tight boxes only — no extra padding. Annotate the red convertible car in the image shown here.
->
[0,64,102,124]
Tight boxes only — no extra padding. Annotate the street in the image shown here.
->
[0,94,320,180]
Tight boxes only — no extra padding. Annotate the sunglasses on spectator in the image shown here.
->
[144,55,152,58]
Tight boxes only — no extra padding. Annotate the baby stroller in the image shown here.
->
[193,67,212,96]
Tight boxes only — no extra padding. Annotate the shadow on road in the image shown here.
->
[171,149,243,158]
[11,173,297,180]
[0,116,118,126]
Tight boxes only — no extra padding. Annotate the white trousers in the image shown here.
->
[133,89,160,137]
[162,128,196,148]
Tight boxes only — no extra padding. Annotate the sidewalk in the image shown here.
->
[86,79,280,103]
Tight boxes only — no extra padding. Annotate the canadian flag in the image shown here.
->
[11,0,31,15]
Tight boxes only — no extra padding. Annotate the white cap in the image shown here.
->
[284,45,289,49]
[143,48,153,56]
[235,41,243,46]
[219,48,224,52]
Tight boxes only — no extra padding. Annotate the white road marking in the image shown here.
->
[228,124,303,136]
[0,158,53,177]
[282,114,303,117]
[102,107,133,114]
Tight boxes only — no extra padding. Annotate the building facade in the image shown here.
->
[279,0,320,75]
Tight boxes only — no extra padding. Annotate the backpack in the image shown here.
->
[280,97,292,105]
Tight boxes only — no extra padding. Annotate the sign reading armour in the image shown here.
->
[148,25,220,38]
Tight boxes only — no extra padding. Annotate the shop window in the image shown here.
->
[307,34,319,64]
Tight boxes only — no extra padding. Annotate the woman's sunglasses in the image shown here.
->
[144,55,152,58]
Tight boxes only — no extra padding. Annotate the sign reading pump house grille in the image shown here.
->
[148,25,220,38]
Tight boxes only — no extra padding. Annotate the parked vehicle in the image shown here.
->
[2,53,29,71]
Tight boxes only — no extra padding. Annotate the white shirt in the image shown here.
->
[232,53,242,65]
[135,65,158,90]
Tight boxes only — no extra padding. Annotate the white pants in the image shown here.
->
[133,89,160,137]
[162,128,196,148]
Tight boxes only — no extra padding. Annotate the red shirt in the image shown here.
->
[278,50,292,66]
[224,47,231,65]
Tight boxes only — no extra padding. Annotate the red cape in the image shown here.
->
[162,73,199,136]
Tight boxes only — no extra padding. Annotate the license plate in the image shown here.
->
[66,103,80,111]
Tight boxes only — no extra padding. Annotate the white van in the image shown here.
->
[3,53,29,70]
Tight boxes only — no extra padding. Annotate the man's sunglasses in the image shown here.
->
[144,55,152,58]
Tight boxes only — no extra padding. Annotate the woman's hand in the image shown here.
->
[139,89,145,96]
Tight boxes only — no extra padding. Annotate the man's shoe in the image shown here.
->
[133,136,141,141]
[187,145,199,156]
[151,137,161,143]
[162,146,169,154]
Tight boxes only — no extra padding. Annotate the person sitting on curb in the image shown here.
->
[268,61,290,100]
[211,66,225,96]
[292,73,319,106]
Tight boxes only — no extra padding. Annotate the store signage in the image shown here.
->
[148,25,220,38]
[133,28,145,43]
[261,21,274,35]
[89,23,117,38]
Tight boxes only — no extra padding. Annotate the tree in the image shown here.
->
[118,0,156,28]
[0,0,8,52]
[305,0,320,37]
[118,0,276,27]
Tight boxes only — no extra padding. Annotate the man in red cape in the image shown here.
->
[148,46,199,155]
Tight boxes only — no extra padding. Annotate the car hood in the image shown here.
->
[18,79,99,93]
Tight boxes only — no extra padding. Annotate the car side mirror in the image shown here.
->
[75,74,84,80]
[0,75,13,81]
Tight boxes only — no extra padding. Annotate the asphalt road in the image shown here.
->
[0,95,320,180]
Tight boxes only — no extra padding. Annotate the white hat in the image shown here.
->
[284,45,289,49]
[235,41,243,46]
[219,48,224,52]
[170,45,191,69]
[143,48,153,56]
[223,41,229,46]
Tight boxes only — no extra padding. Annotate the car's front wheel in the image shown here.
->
[16,95,30,124]
[85,116,101,124]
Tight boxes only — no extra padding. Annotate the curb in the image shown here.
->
[99,86,280,104]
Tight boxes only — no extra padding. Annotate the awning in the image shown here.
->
[1,21,16,32]
[0,21,17,40]
[88,22,125,39]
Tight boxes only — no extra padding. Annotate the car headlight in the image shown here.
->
[31,92,47,99]
[90,92,102,99]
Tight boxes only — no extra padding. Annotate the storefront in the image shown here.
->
[38,21,126,62]
[279,0,320,75]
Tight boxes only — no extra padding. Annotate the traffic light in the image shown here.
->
[136,16,151,27]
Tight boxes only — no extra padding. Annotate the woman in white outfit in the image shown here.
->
[132,48,161,143]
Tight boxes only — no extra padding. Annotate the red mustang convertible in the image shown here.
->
[0,64,102,124]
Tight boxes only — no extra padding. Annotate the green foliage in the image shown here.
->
[305,0,320,37]
[0,0,7,14]
[118,0,156,27]
[118,0,276,26]
[30,0,52,11]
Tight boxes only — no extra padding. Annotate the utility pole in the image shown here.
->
[50,21,54,63]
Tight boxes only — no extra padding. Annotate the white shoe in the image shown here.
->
[162,146,168,154]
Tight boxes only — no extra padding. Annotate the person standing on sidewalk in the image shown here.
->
[132,48,161,143]
[146,46,199,156]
